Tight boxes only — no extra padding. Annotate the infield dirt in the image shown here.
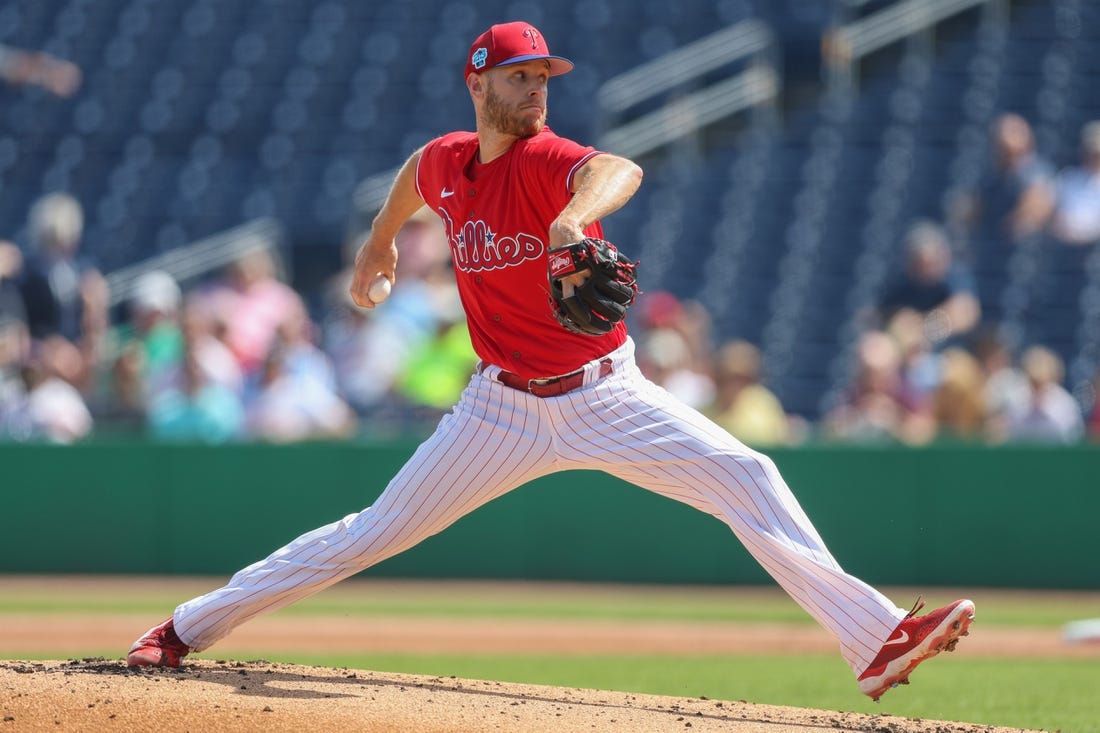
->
[4,577,1091,731]
[0,658,1039,733]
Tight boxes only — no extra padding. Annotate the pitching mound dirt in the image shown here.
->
[1,659,1035,732]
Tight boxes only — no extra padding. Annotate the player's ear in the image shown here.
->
[467,72,485,98]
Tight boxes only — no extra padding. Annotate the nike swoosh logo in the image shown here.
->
[441,188,455,198]
[882,629,910,647]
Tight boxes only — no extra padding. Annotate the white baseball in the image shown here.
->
[367,275,392,304]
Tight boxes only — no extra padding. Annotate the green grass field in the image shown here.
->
[250,652,1095,732]
[3,578,1098,732]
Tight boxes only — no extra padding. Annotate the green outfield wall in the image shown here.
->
[1,442,1097,588]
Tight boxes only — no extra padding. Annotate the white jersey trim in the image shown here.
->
[566,150,603,193]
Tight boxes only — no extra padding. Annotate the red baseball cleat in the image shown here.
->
[858,597,975,701]
[126,617,190,668]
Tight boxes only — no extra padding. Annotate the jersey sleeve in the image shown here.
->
[523,131,603,197]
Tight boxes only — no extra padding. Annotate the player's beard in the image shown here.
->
[484,80,545,138]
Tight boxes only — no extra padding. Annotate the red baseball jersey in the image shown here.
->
[415,126,628,380]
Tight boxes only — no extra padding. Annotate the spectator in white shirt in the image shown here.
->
[1049,121,1100,246]
[1003,345,1084,443]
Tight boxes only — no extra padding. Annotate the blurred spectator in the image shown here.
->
[0,44,81,97]
[822,329,934,444]
[17,193,109,389]
[127,270,184,396]
[970,326,1029,440]
[91,271,184,436]
[179,302,243,397]
[635,291,713,370]
[636,327,715,409]
[89,340,147,437]
[323,206,460,415]
[0,241,26,326]
[0,240,29,436]
[245,335,357,443]
[883,309,942,406]
[706,340,790,446]
[322,288,390,414]
[270,309,341,396]
[148,344,244,443]
[1002,345,1084,444]
[193,246,306,377]
[929,347,987,440]
[633,291,716,409]
[2,336,92,443]
[0,318,30,429]
[951,113,1055,244]
[878,220,981,347]
[1087,367,1100,441]
[1048,120,1100,246]
[396,320,479,413]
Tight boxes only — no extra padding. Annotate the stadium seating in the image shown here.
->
[2,0,1097,421]
[620,0,1100,418]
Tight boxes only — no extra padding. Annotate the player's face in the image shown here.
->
[483,61,549,138]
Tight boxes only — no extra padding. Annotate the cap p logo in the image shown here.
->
[523,28,539,49]
[472,47,488,69]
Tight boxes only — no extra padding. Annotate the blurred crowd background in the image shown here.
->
[2,0,1100,446]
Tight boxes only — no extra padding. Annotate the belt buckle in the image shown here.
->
[529,370,576,394]
[528,376,555,393]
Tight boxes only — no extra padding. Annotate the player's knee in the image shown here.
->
[725,450,780,486]
[749,451,779,477]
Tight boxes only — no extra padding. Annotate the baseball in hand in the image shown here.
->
[367,274,392,304]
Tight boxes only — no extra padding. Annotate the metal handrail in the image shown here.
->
[105,217,284,306]
[598,19,775,115]
[351,169,399,226]
[598,66,779,159]
[825,0,994,71]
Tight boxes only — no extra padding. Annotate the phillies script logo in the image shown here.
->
[439,210,545,272]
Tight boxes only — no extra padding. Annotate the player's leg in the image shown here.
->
[547,361,907,677]
[143,373,555,658]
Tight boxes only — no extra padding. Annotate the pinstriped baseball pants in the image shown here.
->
[174,338,907,676]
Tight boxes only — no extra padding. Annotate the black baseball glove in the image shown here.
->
[547,238,640,336]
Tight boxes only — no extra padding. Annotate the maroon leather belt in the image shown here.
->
[493,359,613,398]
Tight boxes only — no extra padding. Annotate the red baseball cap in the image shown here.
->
[464,21,574,79]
